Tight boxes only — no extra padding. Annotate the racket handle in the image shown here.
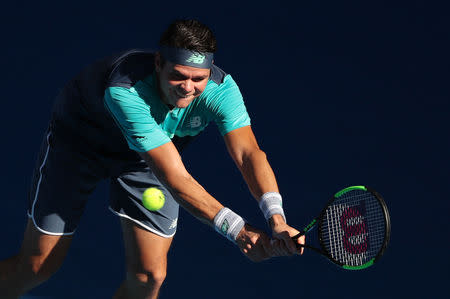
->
[292,232,305,240]
[295,244,322,254]
[291,233,323,254]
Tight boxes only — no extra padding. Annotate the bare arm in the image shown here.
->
[224,126,304,255]
[223,126,285,227]
[138,141,222,225]
[138,140,273,261]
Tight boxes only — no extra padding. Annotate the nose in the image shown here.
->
[180,80,194,93]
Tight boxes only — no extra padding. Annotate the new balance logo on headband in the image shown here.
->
[160,46,214,68]
[186,53,206,64]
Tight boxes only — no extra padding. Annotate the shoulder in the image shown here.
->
[204,64,240,95]
[107,49,156,88]
[209,64,228,85]
[203,69,241,104]
[198,65,244,115]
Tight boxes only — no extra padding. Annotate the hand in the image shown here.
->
[235,224,274,262]
[270,221,305,257]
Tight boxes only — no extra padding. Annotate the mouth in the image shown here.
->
[174,91,191,99]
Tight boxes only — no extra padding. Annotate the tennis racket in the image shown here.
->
[292,185,390,270]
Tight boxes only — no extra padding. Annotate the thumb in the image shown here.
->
[280,231,298,254]
[294,234,305,255]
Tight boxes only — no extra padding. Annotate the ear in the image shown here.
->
[155,52,161,72]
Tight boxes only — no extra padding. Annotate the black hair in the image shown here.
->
[159,19,217,53]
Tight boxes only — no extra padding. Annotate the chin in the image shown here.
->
[175,102,190,108]
[174,97,194,108]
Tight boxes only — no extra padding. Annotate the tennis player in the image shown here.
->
[0,19,305,299]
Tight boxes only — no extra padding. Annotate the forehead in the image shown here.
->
[164,61,210,77]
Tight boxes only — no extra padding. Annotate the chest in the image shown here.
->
[157,106,210,138]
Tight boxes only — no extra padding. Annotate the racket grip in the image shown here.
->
[291,237,322,254]
[291,232,322,254]
[295,243,322,254]
[291,232,305,241]
[291,232,305,249]
[271,233,304,246]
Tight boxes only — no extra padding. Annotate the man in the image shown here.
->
[0,19,305,299]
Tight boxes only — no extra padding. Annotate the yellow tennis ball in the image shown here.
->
[142,187,165,211]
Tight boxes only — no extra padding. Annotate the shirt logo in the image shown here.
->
[133,136,147,141]
[186,53,205,64]
[189,116,202,128]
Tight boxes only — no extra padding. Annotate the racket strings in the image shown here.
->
[320,190,386,267]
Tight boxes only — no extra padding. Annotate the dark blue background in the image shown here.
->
[1,1,448,298]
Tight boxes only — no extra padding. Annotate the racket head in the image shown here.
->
[317,186,390,270]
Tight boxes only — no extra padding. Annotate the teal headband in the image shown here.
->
[159,46,214,69]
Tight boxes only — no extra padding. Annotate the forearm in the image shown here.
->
[223,127,302,256]
[239,149,286,227]
[239,149,279,199]
[165,172,223,225]
[163,171,246,243]
[138,149,223,226]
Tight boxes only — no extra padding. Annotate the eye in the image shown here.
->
[169,73,186,81]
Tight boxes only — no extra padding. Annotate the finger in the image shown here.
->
[270,239,282,257]
[275,232,296,256]
[296,235,305,255]
[261,238,274,258]
[281,238,296,255]
[283,233,299,255]
[267,239,276,256]
[241,247,261,262]
[274,237,291,256]
[269,239,279,257]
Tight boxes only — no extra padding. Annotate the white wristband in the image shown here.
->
[213,207,245,243]
[259,192,287,223]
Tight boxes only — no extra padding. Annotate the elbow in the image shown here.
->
[241,149,267,169]
[138,151,191,190]
[158,169,193,194]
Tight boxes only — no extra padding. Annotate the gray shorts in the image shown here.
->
[27,124,179,238]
